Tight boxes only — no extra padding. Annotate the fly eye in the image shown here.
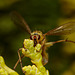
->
[38,35,40,40]
[30,35,32,40]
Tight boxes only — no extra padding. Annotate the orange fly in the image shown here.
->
[11,11,75,71]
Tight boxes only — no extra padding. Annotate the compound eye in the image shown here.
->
[38,35,40,40]
[30,35,32,40]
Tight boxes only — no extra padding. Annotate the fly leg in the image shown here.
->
[36,39,48,65]
[13,55,24,70]
[42,39,75,65]
[52,39,75,44]
[45,39,75,48]
[37,39,45,52]
[17,48,25,73]
[42,46,48,65]
[14,48,26,74]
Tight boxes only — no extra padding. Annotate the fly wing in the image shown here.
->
[44,22,75,36]
[10,11,31,34]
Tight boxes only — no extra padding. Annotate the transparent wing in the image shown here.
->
[44,22,75,36]
[10,11,31,34]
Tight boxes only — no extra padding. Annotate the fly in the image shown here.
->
[10,11,75,71]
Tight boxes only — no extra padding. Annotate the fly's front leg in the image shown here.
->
[17,48,24,72]
[37,39,45,52]
[17,48,26,74]
[14,47,27,71]
[13,55,24,70]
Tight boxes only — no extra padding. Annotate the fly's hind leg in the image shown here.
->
[45,39,75,48]
[42,39,75,65]
[52,39,75,44]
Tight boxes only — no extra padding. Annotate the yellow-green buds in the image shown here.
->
[0,56,19,75]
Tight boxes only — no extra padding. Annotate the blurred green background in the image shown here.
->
[0,0,75,75]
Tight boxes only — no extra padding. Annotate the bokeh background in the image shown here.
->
[0,0,75,75]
